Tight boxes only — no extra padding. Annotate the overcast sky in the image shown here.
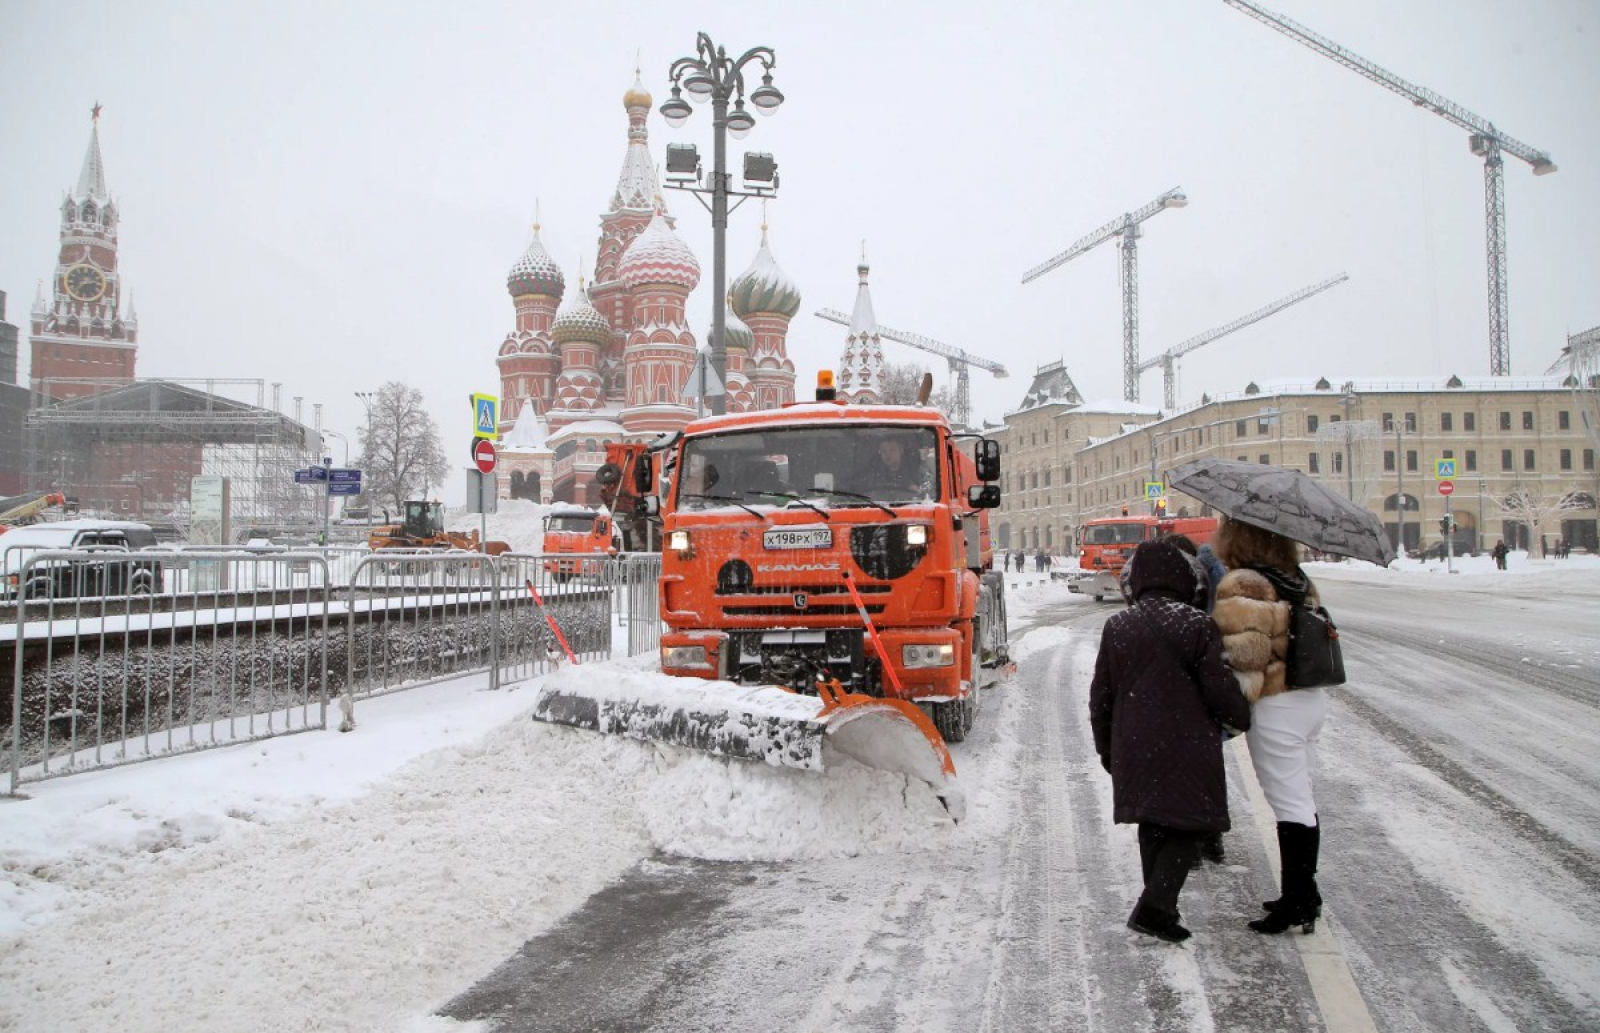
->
[2,0,1596,459]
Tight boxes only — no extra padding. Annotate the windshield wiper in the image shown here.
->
[748,491,830,519]
[678,492,765,519]
[805,488,897,518]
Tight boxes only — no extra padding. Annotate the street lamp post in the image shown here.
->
[660,33,784,417]
[1340,382,1358,500]
[1394,422,1407,559]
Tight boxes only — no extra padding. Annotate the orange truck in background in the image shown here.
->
[540,505,618,580]
[1072,513,1218,601]
[637,380,1010,742]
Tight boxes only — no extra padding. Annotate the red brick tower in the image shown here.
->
[496,217,564,433]
[30,106,138,401]
[618,212,700,435]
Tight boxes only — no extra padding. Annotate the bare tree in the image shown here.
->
[356,382,449,513]
[1497,488,1586,556]
[878,361,961,422]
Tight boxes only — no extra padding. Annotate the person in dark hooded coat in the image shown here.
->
[1089,539,1252,943]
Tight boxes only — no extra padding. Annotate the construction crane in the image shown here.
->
[1140,273,1350,410]
[1021,187,1188,404]
[1223,0,1555,377]
[813,309,1007,428]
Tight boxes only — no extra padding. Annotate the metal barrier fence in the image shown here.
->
[4,549,663,792]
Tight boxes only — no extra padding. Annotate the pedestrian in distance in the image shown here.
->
[1492,539,1508,570]
[1090,540,1252,944]
[1210,515,1330,935]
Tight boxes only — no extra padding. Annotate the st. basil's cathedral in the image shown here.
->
[489,73,882,506]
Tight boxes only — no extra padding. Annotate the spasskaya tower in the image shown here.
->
[30,104,139,402]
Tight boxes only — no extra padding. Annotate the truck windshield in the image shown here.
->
[677,425,940,511]
[544,514,597,533]
[1083,522,1149,545]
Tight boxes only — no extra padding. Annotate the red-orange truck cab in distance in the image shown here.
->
[637,392,1009,741]
[1078,514,1218,573]
[541,505,618,579]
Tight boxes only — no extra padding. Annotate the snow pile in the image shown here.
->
[443,497,553,553]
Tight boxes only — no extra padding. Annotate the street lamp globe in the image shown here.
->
[749,73,784,114]
[726,101,755,139]
[683,68,716,101]
[660,88,692,127]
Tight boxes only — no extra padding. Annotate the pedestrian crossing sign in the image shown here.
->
[1145,481,1165,500]
[471,393,498,440]
[1435,458,1457,479]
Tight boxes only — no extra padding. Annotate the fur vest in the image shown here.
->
[1211,565,1319,702]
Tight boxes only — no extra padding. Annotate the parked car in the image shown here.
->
[0,519,163,600]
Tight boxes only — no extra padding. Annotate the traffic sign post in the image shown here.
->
[471,393,499,440]
[1438,479,1456,574]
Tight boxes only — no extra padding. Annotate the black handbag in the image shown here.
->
[1287,602,1346,688]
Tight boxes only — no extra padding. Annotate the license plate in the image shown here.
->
[763,527,832,550]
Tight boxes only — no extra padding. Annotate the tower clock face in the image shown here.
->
[65,264,106,302]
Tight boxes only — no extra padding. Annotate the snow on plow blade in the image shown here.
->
[530,669,964,821]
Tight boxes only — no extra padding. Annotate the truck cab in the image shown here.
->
[541,506,618,579]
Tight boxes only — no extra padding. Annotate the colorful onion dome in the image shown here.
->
[728,226,801,318]
[623,71,652,110]
[552,278,611,344]
[507,223,565,299]
[618,212,700,290]
[708,308,754,351]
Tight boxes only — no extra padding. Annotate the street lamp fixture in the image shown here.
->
[661,32,784,416]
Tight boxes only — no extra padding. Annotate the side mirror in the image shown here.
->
[973,439,1001,482]
[632,454,654,494]
[967,484,1001,509]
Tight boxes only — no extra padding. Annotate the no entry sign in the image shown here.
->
[1438,479,1455,496]
[472,438,498,474]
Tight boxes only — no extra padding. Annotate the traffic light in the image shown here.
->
[1439,516,1450,534]
[1154,500,1167,517]
[1121,504,1130,517]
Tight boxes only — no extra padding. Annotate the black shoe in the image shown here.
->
[1249,901,1318,935]
[1128,903,1191,943]
[1262,893,1322,915]
[1201,834,1225,864]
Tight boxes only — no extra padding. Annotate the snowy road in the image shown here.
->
[3,564,1597,1032]
[438,573,1600,1032]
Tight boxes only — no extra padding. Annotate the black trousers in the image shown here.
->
[1138,823,1203,915]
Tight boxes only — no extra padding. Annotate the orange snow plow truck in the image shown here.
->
[530,373,1011,819]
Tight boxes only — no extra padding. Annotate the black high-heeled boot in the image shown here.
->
[1251,821,1321,935]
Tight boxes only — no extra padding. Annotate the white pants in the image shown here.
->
[1247,688,1327,827]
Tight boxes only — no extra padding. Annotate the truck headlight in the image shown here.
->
[668,530,692,556]
[902,643,955,668]
[662,645,708,668]
[905,524,928,547]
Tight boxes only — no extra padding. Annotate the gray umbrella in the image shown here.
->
[1169,458,1396,567]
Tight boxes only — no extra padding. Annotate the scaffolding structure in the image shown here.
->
[25,378,324,537]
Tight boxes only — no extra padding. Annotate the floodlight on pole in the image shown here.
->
[660,32,785,417]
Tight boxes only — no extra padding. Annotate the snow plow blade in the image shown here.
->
[530,671,964,821]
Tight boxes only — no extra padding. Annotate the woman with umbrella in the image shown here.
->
[1169,458,1393,937]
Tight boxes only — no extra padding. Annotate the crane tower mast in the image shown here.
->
[1223,0,1555,377]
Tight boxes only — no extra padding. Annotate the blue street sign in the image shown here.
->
[329,482,363,497]
[328,468,362,484]
[294,468,328,484]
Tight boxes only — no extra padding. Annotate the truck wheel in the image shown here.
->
[932,697,972,743]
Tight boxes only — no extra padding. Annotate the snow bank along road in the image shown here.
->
[2,570,1596,1031]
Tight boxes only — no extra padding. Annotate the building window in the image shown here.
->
[1307,414,1319,433]
[1384,450,1395,472]
[1585,449,1595,472]
[1464,412,1476,432]
[1382,412,1394,432]
[1523,411,1534,431]
[1560,449,1572,471]
[1258,454,1270,465]
[1308,453,1320,473]
[1405,412,1417,433]
[1333,453,1344,474]
[1237,455,1248,463]
[1441,412,1453,432]
[1406,451,1418,472]
[1044,470,1052,487]
[1524,449,1536,470]
[1236,420,1247,438]
[1442,449,1454,460]
[1466,450,1477,472]
[1500,412,1511,431]
[1501,449,1513,471]
[1559,411,1570,430]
